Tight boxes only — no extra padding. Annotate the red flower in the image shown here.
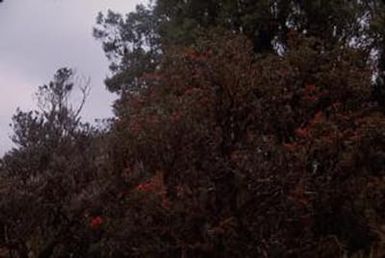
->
[304,84,317,94]
[283,142,299,151]
[295,127,309,138]
[309,111,324,125]
[90,216,103,229]
[170,111,182,123]
[162,197,171,209]
[136,182,154,192]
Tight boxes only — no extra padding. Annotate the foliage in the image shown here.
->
[2,1,385,257]
[0,69,107,258]
[94,0,379,97]
[95,34,385,257]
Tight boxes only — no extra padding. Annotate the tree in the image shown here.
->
[93,33,385,257]
[93,5,161,94]
[94,0,377,99]
[11,68,89,149]
[0,68,106,258]
[90,1,385,256]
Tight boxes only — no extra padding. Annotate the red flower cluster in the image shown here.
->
[283,142,299,151]
[135,172,170,209]
[136,181,155,192]
[170,111,182,123]
[303,83,321,103]
[294,111,326,139]
[295,127,309,138]
[304,83,317,93]
[90,216,103,229]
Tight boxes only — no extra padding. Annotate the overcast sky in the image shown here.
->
[0,0,144,155]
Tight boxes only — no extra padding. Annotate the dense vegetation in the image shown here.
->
[1,0,385,257]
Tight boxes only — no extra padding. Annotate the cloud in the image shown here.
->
[0,0,145,155]
[0,63,37,153]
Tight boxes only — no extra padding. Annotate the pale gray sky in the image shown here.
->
[0,0,144,155]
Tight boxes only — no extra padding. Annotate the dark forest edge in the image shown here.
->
[1,0,385,257]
